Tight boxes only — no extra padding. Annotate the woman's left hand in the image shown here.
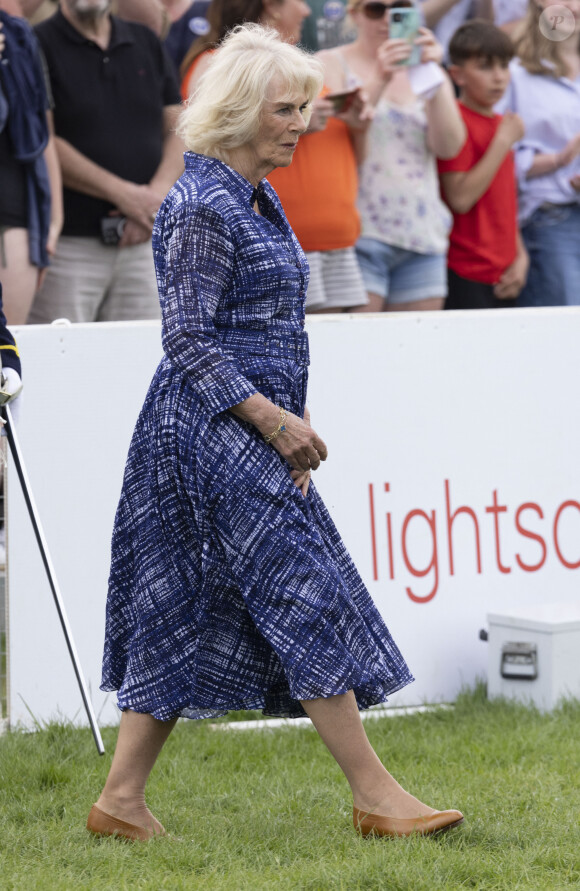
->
[37,218,63,291]
[415,28,444,66]
[290,405,312,496]
[291,467,311,497]
[335,88,374,132]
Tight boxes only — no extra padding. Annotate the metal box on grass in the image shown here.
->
[487,602,580,711]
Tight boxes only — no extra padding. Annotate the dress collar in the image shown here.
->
[184,152,264,207]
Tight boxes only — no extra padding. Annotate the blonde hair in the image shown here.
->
[516,0,579,77]
[177,24,324,162]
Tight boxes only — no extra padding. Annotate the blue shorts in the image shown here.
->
[356,237,447,305]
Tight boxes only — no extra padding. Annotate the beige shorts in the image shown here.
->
[28,235,160,324]
[305,247,368,311]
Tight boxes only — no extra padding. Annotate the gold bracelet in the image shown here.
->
[263,407,287,444]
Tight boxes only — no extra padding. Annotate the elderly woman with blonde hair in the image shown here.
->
[319,0,466,312]
[86,24,463,843]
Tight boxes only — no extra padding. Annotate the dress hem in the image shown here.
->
[101,672,415,723]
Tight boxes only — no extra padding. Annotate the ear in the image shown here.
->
[262,0,282,20]
[447,64,464,88]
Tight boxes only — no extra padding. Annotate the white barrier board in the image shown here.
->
[7,310,580,729]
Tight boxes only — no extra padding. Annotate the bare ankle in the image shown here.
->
[351,772,401,809]
[96,788,147,815]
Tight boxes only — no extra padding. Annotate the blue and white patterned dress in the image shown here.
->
[101,152,414,721]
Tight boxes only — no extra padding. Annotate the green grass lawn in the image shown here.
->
[0,684,578,891]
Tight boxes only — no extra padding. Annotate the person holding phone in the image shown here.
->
[267,53,373,314]
[318,0,465,312]
[181,0,371,313]
[180,0,312,98]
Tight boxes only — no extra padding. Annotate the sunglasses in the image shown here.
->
[360,0,413,19]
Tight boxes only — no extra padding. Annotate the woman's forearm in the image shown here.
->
[229,393,281,437]
[425,75,466,159]
[525,152,563,179]
[230,393,326,472]
[420,0,463,29]
[44,121,63,231]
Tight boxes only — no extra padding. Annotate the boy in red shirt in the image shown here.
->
[438,21,529,309]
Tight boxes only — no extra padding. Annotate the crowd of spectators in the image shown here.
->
[0,0,579,325]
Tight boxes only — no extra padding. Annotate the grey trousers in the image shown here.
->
[28,236,160,323]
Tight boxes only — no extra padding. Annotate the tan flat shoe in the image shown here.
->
[353,805,464,838]
[86,804,166,841]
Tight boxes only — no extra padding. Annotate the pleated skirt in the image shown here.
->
[101,353,414,720]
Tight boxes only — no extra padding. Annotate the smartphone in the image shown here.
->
[388,7,422,67]
[325,88,359,115]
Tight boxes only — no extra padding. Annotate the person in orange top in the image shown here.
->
[182,0,370,312]
[268,82,371,312]
[180,0,311,100]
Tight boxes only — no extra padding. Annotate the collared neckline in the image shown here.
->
[52,8,135,51]
[185,152,265,207]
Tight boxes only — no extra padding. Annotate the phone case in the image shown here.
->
[388,7,422,67]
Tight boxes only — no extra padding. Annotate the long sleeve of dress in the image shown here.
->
[157,198,258,418]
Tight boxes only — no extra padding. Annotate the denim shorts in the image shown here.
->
[518,203,580,307]
[356,236,447,305]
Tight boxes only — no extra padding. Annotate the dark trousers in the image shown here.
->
[444,268,517,310]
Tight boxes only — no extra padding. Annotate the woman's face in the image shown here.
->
[351,0,391,41]
[350,0,414,45]
[246,76,310,177]
[263,0,311,44]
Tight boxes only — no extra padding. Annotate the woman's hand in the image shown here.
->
[290,467,311,497]
[307,96,334,134]
[270,409,328,475]
[415,27,444,66]
[230,395,327,490]
[37,218,63,290]
[288,407,317,496]
[335,88,374,132]
[376,37,414,77]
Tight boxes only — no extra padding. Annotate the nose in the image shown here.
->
[290,109,308,133]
